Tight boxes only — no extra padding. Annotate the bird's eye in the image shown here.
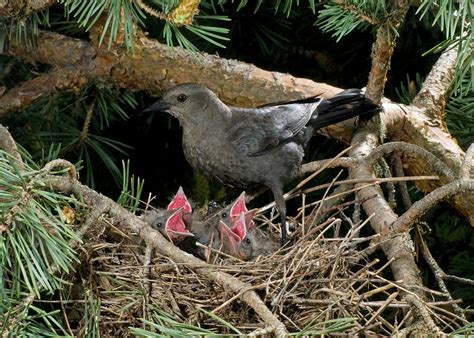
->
[245,237,251,245]
[177,94,187,103]
[156,222,163,228]
[221,212,227,218]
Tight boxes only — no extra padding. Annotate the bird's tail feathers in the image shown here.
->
[310,89,381,129]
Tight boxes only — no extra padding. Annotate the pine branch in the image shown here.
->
[333,0,382,25]
[0,67,89,116]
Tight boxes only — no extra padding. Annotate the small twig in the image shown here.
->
[292,146,355,193]
[259,175,438,215]
[443,274,474,286]
[134,0,168,20]
[42,159,77,181]
[142,244,153,326]
[300,175,438,196]
[418,229,466,320]
[366,142,456,181]
[460,143,474,179]
[59,289,74,336]
[79,100,95,143]
[393,179,474,233]
[334,0,382,25]
[362,292,399,329]
[391,153,412,209]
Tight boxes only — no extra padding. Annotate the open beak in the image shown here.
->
[167,186,193,213]
[230,191,247,217]
[244,209,258,229]
[230,212,247,240]
[165,208,194,242]
[219,220,241,256]
[143,100,171,113]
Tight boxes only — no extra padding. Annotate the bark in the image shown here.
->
[0,0,55,17]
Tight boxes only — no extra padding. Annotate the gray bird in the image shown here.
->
[218,211,277,261]
[140,207,194,243]
[145,83,380,245]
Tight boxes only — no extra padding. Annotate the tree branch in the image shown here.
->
[393,179,474,233]
[412,47,457,118]
[0,67,89,117]
[366,142,456,181]
[0,0,55,17]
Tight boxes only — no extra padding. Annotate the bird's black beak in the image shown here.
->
[143,100,171,113]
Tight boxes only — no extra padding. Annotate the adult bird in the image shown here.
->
[145,83,380,245]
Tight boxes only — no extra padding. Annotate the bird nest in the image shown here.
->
[66,197,430,337]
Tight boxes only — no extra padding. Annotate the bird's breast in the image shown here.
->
[182,131,254,187]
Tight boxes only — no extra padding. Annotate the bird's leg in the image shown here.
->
[270,184,289,246]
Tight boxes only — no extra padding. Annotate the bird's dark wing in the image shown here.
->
[228,100,321,156]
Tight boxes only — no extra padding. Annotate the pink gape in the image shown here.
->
[230,192,257,229]
[165,208,194,243]
[219,213,253,261]
[167,186,193,213]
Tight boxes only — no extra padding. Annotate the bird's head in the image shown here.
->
[144,83,228,125]
[219,213,253,261]
[165,207,194,243]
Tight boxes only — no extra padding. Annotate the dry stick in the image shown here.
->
[290,145,355,195]
[366,141,456,181]
[443,274,474,286]
[392,179,474,233]
[298,182,380,211]
[312,183,354,224]
[256,156,355,213]
[272,220,339,305]
[260,175,438,214]
[297,177,436,214]
[299,175,438,196]
[460,143,474,179]
[59,289,74,336]
[391,154,412,210]
[311,170,344,225]
[50,176,289,337]
[418,234,468,320]
[361,292,399,330]
[314,194,378,224]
